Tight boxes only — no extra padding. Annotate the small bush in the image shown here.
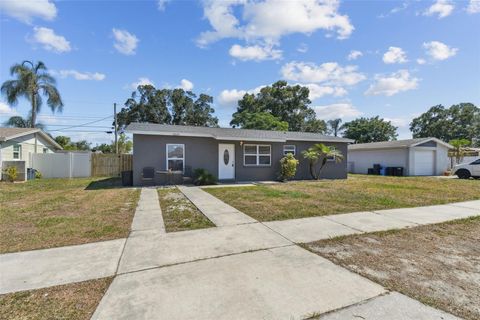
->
[193,168,217,186]
[35,170,42,179]
[4,166,18,182]
[279,153,299,181]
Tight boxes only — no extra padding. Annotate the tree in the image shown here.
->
[1,61,63,128]
[279,153,299,181]
[54,135,91,151]
[302,143,344,179]
[343,116,398,143]
[4,115,44,129]
[410,103,480,145]
[116,85,218,129]
[449,138,471,165]
[230,81,326,133]
[327,118,342,136]
[94,143,113,153]
[232,112,289,131]
[92,133,132,154]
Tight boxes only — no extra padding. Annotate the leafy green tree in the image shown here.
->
[343,116,398,143]
[117,85,218,129]
[4,115,44,129]
[94,143,114,153]
[54,136,72,149]
[231,81,326,133]
[410,103,479,144]
[232,112,289,131]
[54,135,90,151]
[302,143,344,179]
[1,61,63,128]
[327,118,343,136]
[117,133,133,153]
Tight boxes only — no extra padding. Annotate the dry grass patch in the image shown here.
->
[305,217,480,320]
[158,187,214,232]
[206,175,480,221]
[0,277,111,320]
[0,177,140,253]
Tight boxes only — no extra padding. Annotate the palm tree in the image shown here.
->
[327,118,343,137]
[1,60,63,128]
[302,143,344,179]
[4,115,45,129]
[449,138,471,165]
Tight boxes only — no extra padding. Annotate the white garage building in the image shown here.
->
[348,138,452,176]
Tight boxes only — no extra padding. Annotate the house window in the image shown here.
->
[43,148,48,153]
[326,146,336,162]
[283,145,296,156]
[13,144,21,159]
[166,144,185,172]
[244,144,271,166]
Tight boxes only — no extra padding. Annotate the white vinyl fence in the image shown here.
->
[31,152,91,178]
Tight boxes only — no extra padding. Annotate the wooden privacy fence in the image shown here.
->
[91,154,133,177]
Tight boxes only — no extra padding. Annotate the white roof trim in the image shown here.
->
[411,137,453,149]
[129,130,287,142]
[1,129,62,150]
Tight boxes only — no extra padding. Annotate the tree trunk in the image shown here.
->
[31,93,36,128]
[309,162,317,179]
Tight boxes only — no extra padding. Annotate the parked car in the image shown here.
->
[452,159,480,179]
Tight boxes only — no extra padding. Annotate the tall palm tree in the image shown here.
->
[1,60,63,128]
[327,118,343,137]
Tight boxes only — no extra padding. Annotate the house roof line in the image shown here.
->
[0,127,62,149]
[348,137,453,150]
[126,123,354,143]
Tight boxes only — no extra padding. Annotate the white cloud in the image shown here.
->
[365,70,419,96]
[347,50,362,60]
[467,0,480,13]
[55,70,106,81]
[0,102,18,117]
[179,79,194,91]
[229,44,282,61]
[423,41,458,60]
[416,58,426,65]
[378,2,409,18]
[197,0,354,47]
[304,84,347,100]
[281,61,366,86]
[382,46,408,64]
[129,77,155,90]
[423,0,454,19]
[112,28,139,55]
[297,43,308,53]
[384,117,410,128]
[157,0,170,11]
[0,0,57,24]
[31,27,71,53]
[218,85,265,108]
[312,103,362,120]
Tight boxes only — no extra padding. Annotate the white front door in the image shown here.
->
[218,144,235,180]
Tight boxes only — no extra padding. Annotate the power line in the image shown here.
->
[47,116,113,132]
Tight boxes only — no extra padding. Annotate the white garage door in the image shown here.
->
[414,150,435,176]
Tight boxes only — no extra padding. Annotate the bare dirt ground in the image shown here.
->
[306,216,480,320]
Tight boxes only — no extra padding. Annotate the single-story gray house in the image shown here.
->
[348,137,452,176]
[126,123,353,186]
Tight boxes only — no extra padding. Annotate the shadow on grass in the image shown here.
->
[85,177,126,190]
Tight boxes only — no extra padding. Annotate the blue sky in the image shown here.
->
[1,0,479,144]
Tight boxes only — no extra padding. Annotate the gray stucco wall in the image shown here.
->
[132,134,348,185]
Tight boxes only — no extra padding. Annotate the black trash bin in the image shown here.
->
[121,170,133,186]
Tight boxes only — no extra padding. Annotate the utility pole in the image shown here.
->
[114,103,118,154]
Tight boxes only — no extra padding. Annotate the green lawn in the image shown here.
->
[0,177,140,253]
[0,278,112,320]
[158,187,214,232]
[205,175,480,221]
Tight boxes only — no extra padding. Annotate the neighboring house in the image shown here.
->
[348,137,452,176]
[126,123,353,186]
[0,128,62,176]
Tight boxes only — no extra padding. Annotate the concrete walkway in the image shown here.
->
[131,188,165,233]
[264,200,480,243]
[177,186,256,226]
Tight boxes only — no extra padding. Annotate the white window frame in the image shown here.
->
[166,143,185,172]
[243,144,271,166]
[13,144,21,159]
[326,146,336,162]
[283,145,296,156]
